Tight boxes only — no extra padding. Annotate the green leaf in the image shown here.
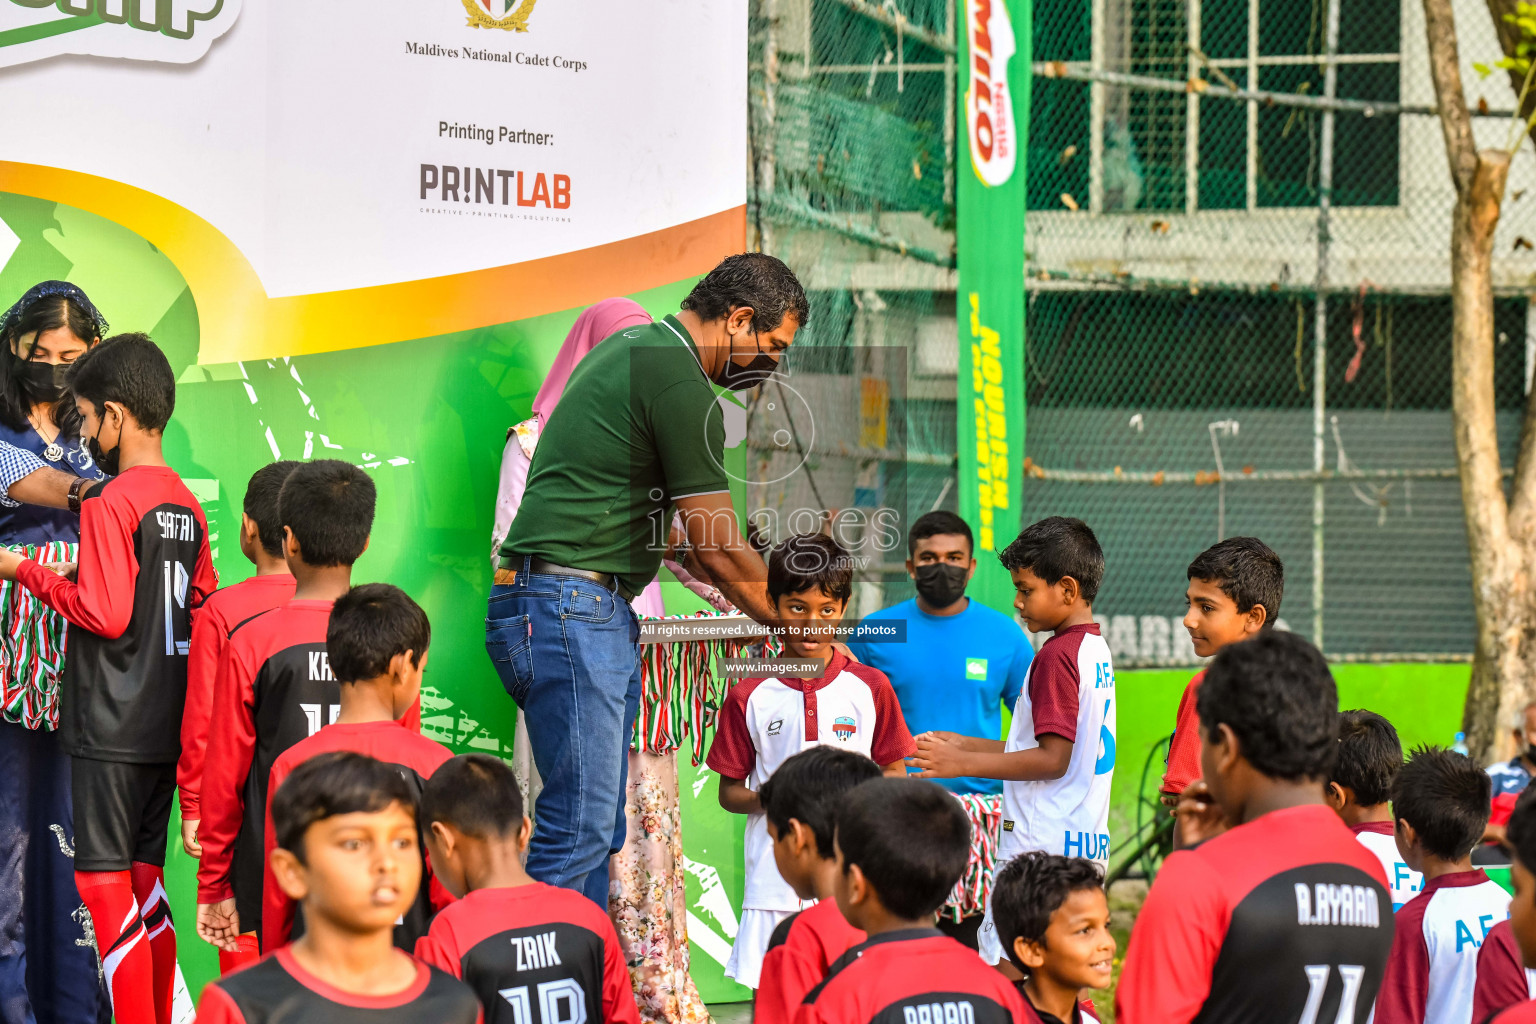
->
[1476,60,1494,78]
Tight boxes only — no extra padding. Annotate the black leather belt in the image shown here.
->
[500,554,636,603]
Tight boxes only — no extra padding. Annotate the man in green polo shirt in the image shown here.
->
[487,252,808,905]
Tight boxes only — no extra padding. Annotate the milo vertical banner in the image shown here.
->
[0,0,745,1005]
[956,0,1028,615]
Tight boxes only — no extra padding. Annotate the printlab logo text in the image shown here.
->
[420,165,571,209]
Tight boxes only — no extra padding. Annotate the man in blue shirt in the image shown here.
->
[848,511,1034,946]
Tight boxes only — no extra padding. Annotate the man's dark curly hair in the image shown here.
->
[680,253,810,333]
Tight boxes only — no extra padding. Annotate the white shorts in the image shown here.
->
[725,907,795,989]
[977,900,1007,966]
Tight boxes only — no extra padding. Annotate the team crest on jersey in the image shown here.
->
[461,0,539,31]
[833,716,856,740]
[767,718,784,736]
[965,657,987,680]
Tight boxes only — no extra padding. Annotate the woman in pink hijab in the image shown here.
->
[491,298,719,1024]
[491,298,648,574]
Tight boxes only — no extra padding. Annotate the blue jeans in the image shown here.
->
[484,562,641,907]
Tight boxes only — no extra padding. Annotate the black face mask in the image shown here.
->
[913,562,969,608]
[16,361,67,402]
[1525,744,1536,764]
[87,415,119,477]
[711,329,779,391]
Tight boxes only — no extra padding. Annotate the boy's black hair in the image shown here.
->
[759,747,882,858]
[67,332,175,432]
[1332,710,1403,807]
[991,851,1105,970]
[1507,787,1536,872]
[835,778,969,920]
[272,751,417,863]
[327,583,431,684]
[767,533,854,604]
[419,754,525,838]
[278,460,377,567]
[1187,537,1285,625]
[908,510,973,557]
[679,252,810,333]
[1196,630,1337,781]
[1390,746,1491,862]
[244,461,300,558]
[998,517,1104,603]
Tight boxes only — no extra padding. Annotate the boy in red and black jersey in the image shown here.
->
[177,462,298,856]
[754,745,880,1024]
[262,583,454,951]
[1116,631,1394,1024]
[414,753,639,1024]
[194,751,479,1024]
[195,459,376,959]
[991,852,1111,1024]
[795,778,1028,1024]
[0,334,217,1024]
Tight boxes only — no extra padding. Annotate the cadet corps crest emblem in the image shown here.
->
[461,0,539,32]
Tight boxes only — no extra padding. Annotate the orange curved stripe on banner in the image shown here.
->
[0,161,746,364]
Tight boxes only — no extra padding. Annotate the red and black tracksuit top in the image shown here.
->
[193,947,481,1024]
[1116,804,1395,1024]
[196,599,338,937]
[796,928,1028,1024]
[17,465,216,763]
[415,882,641,1024]
[176,572,296,821]
[262,720,455,952]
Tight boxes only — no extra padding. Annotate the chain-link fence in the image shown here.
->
[748,0,1536,662]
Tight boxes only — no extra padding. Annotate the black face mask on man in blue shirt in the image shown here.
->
[913,563,969,607]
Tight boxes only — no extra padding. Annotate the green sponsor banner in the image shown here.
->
[956,0,1029,615]
[0,191,758,1005]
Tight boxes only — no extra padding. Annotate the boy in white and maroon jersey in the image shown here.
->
[1375,747,1510,1024]
[1475,918,1536,1023]
[1480,792,1536,1019]
[706,533,915,990]
[1327,709,1424,911]
[906,517,1116,968]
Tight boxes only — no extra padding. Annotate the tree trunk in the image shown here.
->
[1426,0,1536,763]
[1451,151,1529,761]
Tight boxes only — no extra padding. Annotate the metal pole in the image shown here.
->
[759,0,779,252]
[943,0,955,209]
[1312,0,1340,653]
